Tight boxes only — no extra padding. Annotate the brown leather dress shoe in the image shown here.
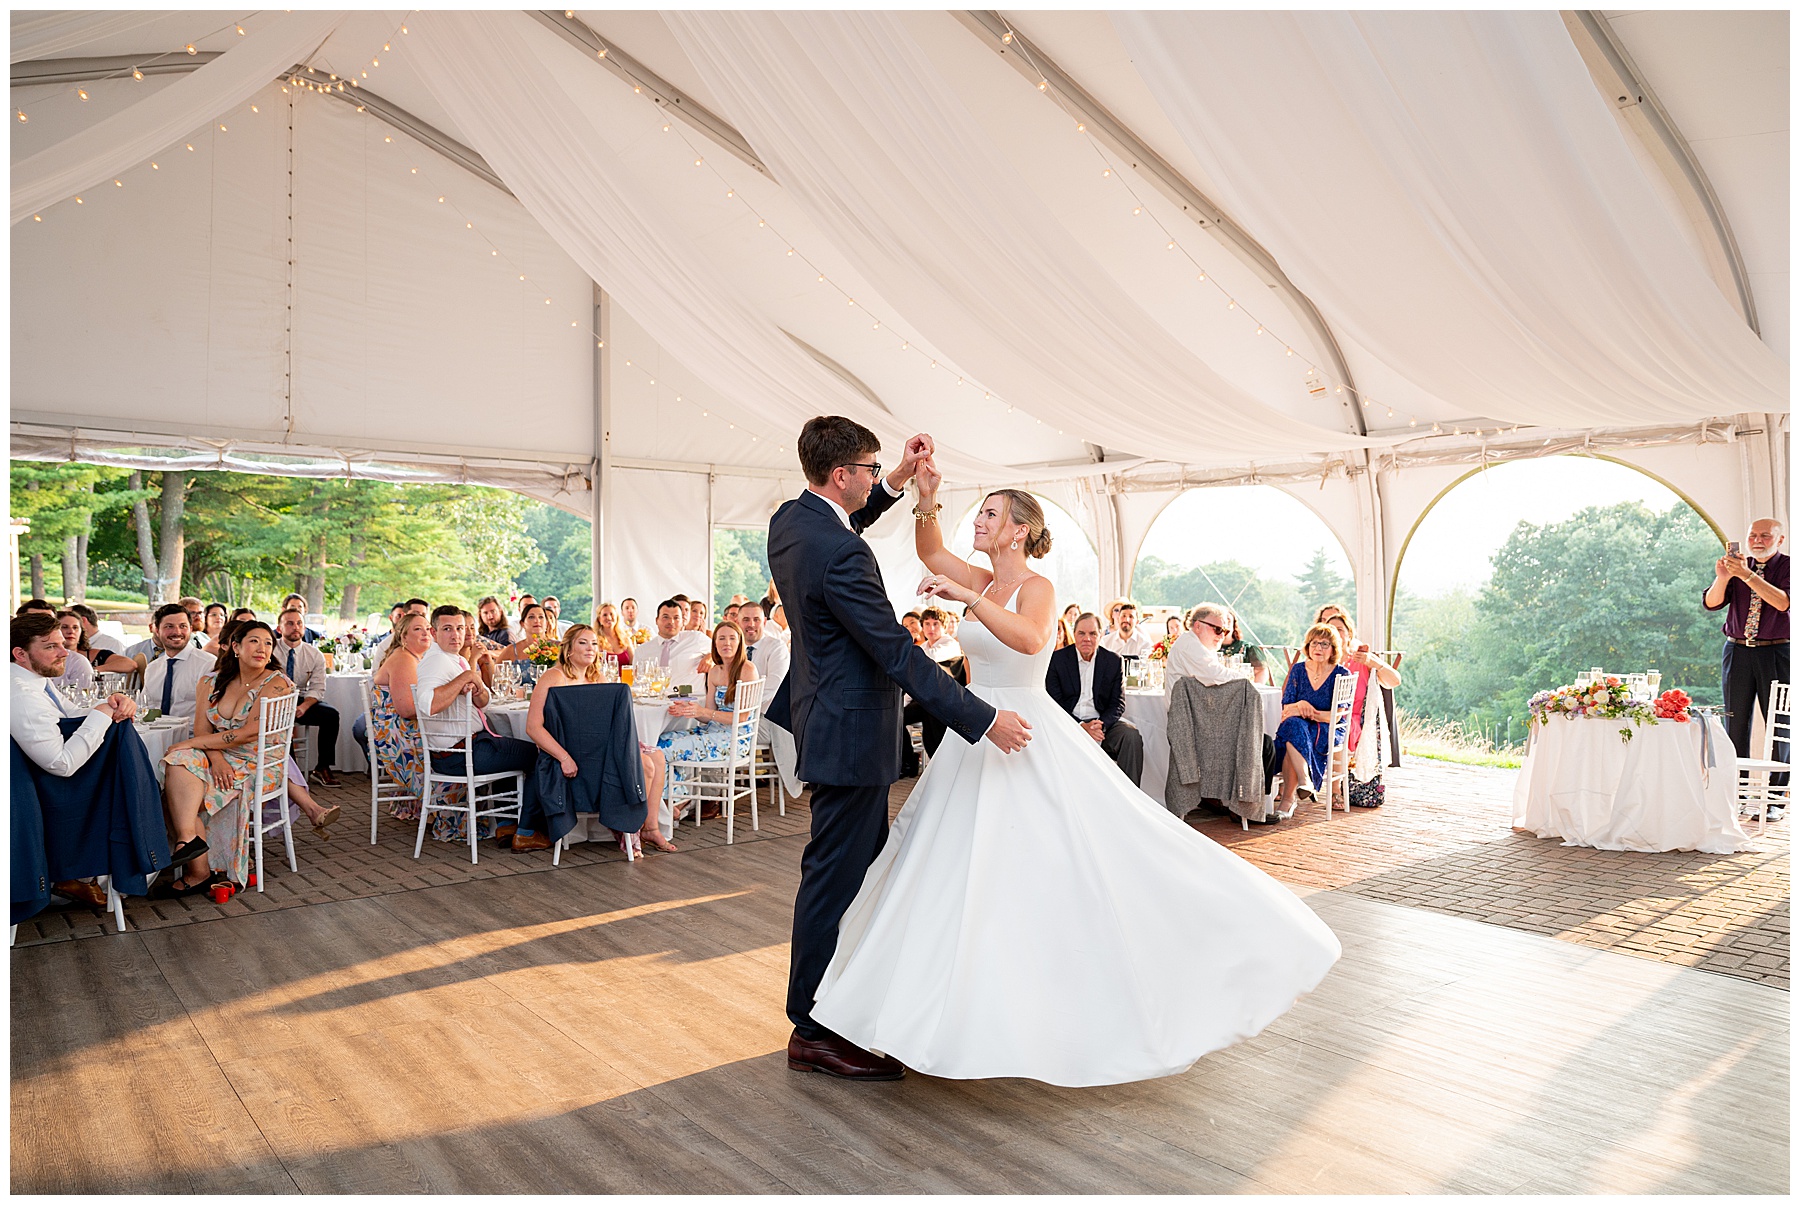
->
[787,1030,905,1081]
[511,830,553,853]
[52,879,108,909]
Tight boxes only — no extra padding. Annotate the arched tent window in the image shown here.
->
[1391,456,1726,745]
[1129,486,1355,653]
[949,492,1099,613]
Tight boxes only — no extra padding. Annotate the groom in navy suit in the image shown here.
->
[768,416,1032,1080]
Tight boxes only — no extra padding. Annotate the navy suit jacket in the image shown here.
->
[767,488,996,786]
[1045,644,1127,729]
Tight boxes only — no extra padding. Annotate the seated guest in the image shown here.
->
[17,598,58,617]
[687,599,709,633]
[942,608,962,646]
[1062,604,1081,636]
[1055,614,1076,650]
[722,602,742,628]
[141,604,213,721]
[1314,604,1401,803]
[1165,614,1184,640]
[658,621,760,820]
[12,612,167,911]
[644,599,710,674]
[362,612,464,836]
[414,606,546,852]
[1103,598,1127,636]
[201,603,228,647]
[69,604,133,668]
[277,608,339,786]
[517,593,538,615]
[920,607,962,662]
[739,600,799,794]
[1166,604,1240,686]
[1217,611,1269,685]
[367,601,410,652]
[229,607,256,625]
[526,624,672,853]
[179,598,207,645]
[1271,623,1351,812]
[475,595,517,648]
[1101,603,1150,659]
[1046,612,1144,785]
[619,597,640,635]
[592,603,635,665]
[497,603,555,684]
[543,596,570,637]
[50,612,95,689]
[901,611,925,645]
[160,621,341,896]
[279,594,324,643]
[455,609,499,688]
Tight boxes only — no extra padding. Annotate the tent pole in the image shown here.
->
[590,284,611,617]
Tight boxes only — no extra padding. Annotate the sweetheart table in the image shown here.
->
[1512,715,1752,854]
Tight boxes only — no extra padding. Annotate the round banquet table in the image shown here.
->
[1125,681,1283,805]
[1512,714,1752,853]
[321,673,371,774]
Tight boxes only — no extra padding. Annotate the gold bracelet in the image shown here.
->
[912,503,942,522]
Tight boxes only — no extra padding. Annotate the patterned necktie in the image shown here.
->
[747,645,755,661]
[1745,561,1764,641]
[286,646,297,681]
[161,657,176,713]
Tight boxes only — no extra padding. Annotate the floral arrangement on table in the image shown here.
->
[332,627,368,654]
[521,634,563,667]
[632,627,650,645]
[1148,633,1178,663]
[1527,676,1660,742]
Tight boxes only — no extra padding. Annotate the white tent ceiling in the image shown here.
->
[9,9,1788,633]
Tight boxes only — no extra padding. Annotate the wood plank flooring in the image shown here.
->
[12,818,1789,1194]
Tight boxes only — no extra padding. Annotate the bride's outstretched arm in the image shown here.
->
[925,574,1058,657]
[913,457,990,593]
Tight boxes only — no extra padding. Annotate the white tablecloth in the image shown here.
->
[1125,682,1283,805]
[133,716,193,786]
[1512,715,1752,853]
[321,673,370,773]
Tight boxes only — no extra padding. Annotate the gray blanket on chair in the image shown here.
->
[1164,675,1266,822]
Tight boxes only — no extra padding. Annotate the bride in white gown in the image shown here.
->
[810,467,1341,1087]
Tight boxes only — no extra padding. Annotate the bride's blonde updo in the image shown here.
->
[987,489,1054,559]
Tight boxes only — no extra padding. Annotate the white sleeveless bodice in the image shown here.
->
[956,584,1053,692]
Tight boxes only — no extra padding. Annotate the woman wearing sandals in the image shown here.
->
[527,624,676,853]
[158,621,342,896]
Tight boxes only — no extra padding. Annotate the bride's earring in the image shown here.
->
[1010,537,1021,550]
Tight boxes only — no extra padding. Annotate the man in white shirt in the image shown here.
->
[413,606,548,853]
[919,608,963,662]
[278,608,340,785]
[542,596,572,637]
[647,600,710,675]
[141,604,213,722]
[13,613,160,908]
[1100,603,1151,659]
[738,601,802,797]
[69,604,127,658]
[1166,603,1239,686]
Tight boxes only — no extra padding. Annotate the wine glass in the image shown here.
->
[1647,669,1662,695]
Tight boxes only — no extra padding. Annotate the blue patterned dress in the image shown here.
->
[657,684,754,803]
[369,683,495,842]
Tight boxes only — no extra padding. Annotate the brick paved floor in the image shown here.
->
[1194,759,1790,990]
[16,759,1789,989]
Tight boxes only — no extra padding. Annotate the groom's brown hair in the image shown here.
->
[798,415,880,486]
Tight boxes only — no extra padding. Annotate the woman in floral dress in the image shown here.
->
[657,621,760,819]
[160,621,341,894]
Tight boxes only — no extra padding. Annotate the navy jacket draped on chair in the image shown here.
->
[532,683,647,843]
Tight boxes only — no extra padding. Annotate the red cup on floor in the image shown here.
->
[210,883,235,904]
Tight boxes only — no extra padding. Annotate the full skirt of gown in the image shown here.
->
[811,657,1342,1087]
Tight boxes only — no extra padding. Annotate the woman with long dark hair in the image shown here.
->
[160,621,341,895]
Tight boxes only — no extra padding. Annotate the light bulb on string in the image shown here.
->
[185,43,197,55]
[15,110,25,123]
[133,69,144,80]
[77,89,89,100]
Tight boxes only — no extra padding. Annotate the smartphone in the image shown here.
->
[1728,541,1742,556]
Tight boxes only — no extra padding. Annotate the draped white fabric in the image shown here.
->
[10,10,176,64]
[406,12,1020,482]
[664,11,1364,466]
[1113,10,1787,430]
[10,11,341,224]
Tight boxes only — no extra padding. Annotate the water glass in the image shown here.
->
[1647,670,1662,695]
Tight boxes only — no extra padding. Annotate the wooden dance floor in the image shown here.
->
[12,803,1789,1193]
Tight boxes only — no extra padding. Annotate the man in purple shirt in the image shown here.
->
[1704,518,1789,801]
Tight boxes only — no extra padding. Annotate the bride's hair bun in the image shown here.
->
[989,489,1054,560]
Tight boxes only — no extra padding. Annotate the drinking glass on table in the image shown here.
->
[621,663,634,686]
[1647,669,1661,694]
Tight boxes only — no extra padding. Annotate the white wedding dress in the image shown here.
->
[811,585,1342,1087]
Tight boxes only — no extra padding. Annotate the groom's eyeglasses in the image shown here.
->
[841,461,882,477]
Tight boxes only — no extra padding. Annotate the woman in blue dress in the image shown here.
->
[1271,622,1350,811]
[658,620,760,821]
